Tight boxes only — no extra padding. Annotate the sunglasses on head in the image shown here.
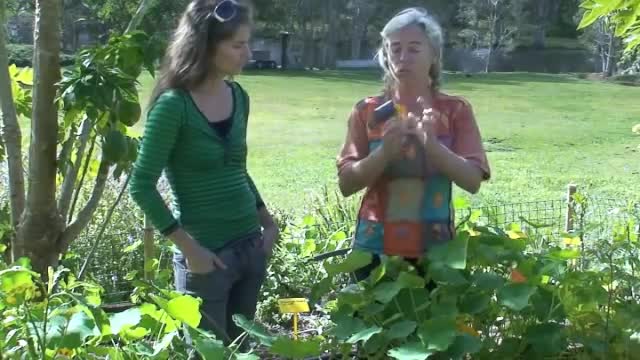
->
[210,0,238,22]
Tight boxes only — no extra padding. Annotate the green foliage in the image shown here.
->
[6,44,74,67]
[57,30,161,178]
[286,197,640,359]
[1,194,639,359]
[7,64,33,119]
[0,251,256,359]
[578,0,640,53]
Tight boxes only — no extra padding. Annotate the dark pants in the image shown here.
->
[173,232,267,346]
[354,254,438,292]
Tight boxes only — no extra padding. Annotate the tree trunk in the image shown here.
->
[351,19,362,60]
[143,215,155,281]
[324,0,338,68]
[605,29,616,77]
[533,0,547,49]
[350,0,373,60]
[14,0,64,273]
[0,0,26,233]
[485,5,497,73]
[5,0,155,275]
[58,117,92,221]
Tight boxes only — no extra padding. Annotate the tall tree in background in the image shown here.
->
[0,0,157,274]
[578,0,640,77]
[0,0,25,232]
[579,15,620,76]
[533,0,551,48]
[12,0,63,273]
[348,0,376,60]
[457,0,527,72]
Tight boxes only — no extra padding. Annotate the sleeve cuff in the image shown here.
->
[160,220,180,236]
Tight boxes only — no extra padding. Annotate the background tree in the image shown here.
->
[457,0,528,72]
[0,0,159,275]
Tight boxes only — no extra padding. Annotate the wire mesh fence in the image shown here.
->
[3,172,637,304]
[82,188,638,302]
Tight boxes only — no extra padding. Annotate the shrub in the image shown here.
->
[7,43,75,67]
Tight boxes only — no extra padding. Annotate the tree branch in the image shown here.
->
[68,134,96,223]
[0,0,25,228]
[58,117,92,221]
[125,0,156,34]
[77,170,132,281]
[57,156,109,254]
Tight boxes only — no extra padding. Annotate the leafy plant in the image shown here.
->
[578,0,640,53]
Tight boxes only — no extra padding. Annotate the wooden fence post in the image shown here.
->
[143,215,155,281]
[565,183,577,233]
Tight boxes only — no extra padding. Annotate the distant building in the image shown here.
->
[6,5,105,52]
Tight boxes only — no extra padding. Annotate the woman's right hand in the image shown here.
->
[184,247,227,274]
[170,228,227,274]
[381,118,407,161]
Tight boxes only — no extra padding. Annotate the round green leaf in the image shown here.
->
[270,337,323,359]
[524,322,567,355]
[497,283,536,311]
[324,250,372,276]
[110,308,142,335]
[445,334,482,358]
[388,342,434,360]
[472,271,505,291]
[386,321,418,340]
[166,295,201,328]
[418,316,457,351]
[191,330,225,360]
[347,326,382,344]
[103,130,128,163]
[232,314,276,346]
[460,292,491,315]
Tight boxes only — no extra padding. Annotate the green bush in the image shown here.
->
[7,43,75,67]
[610,73,640,86]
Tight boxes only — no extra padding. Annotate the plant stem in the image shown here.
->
[22,301,44,359]
[68,134,96,223]
[77,171,131,280]
[604,252,614,359]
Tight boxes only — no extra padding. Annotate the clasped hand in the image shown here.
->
[381,96,438,161]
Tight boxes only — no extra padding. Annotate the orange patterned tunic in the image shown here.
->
[337,92,491,259]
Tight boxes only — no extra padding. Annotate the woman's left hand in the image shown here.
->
[257,206,279,258]
[261,225,279,258]
[407,96,438,149]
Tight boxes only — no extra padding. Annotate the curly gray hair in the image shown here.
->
[375,7,444,93]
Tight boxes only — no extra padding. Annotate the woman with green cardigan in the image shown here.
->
[129,0,278,345]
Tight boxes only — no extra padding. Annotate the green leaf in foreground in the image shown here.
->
[233,314,276,346]
[270,337,323,359]
[388,342,434,360]
[324,250,372,276]
[498,283,536,311]
[347,326,382,344]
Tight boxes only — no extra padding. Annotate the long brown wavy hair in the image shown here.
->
[148,0,253,106]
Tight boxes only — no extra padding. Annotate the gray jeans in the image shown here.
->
[173,231,267,345]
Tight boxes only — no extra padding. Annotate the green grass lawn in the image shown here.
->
[135,70,640,211]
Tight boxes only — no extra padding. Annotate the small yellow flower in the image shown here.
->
[456,318,480,337]
[57,348,75,358]
[467,228,480,237]
[563,236,581,246]
[507,230,527,240]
